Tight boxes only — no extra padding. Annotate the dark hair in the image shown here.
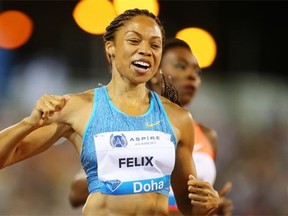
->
[162,38,191,56]
[103,8,165,62]
[159,72,181,106]
[146,70,181,106]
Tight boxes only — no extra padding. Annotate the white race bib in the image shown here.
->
[94,130,175,195]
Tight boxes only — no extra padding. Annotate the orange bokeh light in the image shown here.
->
[73,0,117,35]
[0,10,33,49]
[113,0,159,16]
[176,27,217,68]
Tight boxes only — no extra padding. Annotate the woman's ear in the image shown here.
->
[105,41,115,63]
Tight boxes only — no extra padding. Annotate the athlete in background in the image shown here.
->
[148,38,233,215]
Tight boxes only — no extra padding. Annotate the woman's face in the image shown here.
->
[161,47,202,106]
[108,15,163,85]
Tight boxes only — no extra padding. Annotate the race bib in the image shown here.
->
[94,130,175,195]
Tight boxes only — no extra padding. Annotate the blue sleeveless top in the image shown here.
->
[80,86,177,197]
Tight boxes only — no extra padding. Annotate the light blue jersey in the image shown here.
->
[80,86,177,197]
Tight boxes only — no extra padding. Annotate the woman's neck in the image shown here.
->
[106,82,150,116]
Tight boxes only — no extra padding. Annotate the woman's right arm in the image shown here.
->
[0,94,71,168]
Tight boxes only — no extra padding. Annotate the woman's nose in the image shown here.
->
[138,42,152,56]
[187,68,197,80]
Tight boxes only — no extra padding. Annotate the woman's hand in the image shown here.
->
[211,181,233,216]
[26,94,68,127]
[188,175,219,215]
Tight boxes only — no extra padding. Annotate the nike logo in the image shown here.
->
[146,120,161,128]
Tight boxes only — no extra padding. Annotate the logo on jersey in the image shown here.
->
[110,134,128,148]
[106,179,122,192]
[146,120,161,128]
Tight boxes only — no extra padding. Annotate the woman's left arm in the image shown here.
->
[170,107,218,215]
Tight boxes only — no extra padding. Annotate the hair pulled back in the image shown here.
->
[103,8,165,45]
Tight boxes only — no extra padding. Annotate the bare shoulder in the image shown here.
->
[198,123,218,157]
[159,96,194,140]
[63,89,94,109]
[159,96,193,121]
[66,89,94,102]
[58,89,95,123]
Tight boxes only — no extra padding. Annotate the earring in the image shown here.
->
[109,53,115,63]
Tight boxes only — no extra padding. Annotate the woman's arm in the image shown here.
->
[0,94,71,168]
[199,124,233,215]
[170,107,218,215]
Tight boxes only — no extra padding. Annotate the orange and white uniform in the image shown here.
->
[168,122,216,211]
[192,122,216,184]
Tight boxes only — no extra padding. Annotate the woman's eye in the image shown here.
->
[151,44,161,49]
[128,39,140,44]
[174,63,186,70]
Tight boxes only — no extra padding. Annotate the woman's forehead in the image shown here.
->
[163,47,199,65]
[163,47,191,60]
[119,15,162,39]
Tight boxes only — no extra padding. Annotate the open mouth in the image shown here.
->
[132,60,151,73]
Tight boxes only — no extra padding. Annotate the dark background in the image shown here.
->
[1,1,288,80]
